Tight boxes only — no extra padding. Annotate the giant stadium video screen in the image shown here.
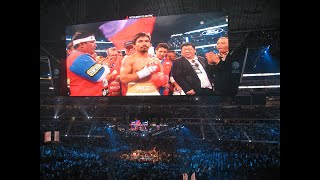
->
[64,12,244,97]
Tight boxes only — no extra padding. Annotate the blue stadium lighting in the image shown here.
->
[196,44,217,49]
[264,45,270,53]
[170,33,183,38]
[238,85,280,89]
[242,73,280,77]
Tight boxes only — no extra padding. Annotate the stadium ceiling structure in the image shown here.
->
[40,0,279,58]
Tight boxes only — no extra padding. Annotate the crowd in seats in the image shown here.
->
[40,89,280,179]
[40,136,279,179]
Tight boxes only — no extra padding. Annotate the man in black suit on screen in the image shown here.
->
[205,37,236,96]
[172,42,214,96]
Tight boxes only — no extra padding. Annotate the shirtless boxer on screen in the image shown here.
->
[120,32,167,96]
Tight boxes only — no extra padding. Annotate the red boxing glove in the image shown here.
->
[148,62,161,74]
[107,81,121,96]
[151,72,168,88]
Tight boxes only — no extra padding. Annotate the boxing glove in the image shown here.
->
[136,62,160,79]
[151,72,168,88]
[107,81,121,96]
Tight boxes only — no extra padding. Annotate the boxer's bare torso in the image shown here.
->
[121,54,161,95]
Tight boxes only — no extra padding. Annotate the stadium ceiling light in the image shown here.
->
[242,73,280,77]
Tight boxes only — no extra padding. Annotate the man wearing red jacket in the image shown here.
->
[155,43,181,95]
[105,47,122,96]
[66,32,110,96]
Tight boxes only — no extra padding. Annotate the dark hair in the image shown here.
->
[180,42,195,50]
[124,41,133,49]
[155,43,169,51]
[132,32,151,45]
[67,42,73,50]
